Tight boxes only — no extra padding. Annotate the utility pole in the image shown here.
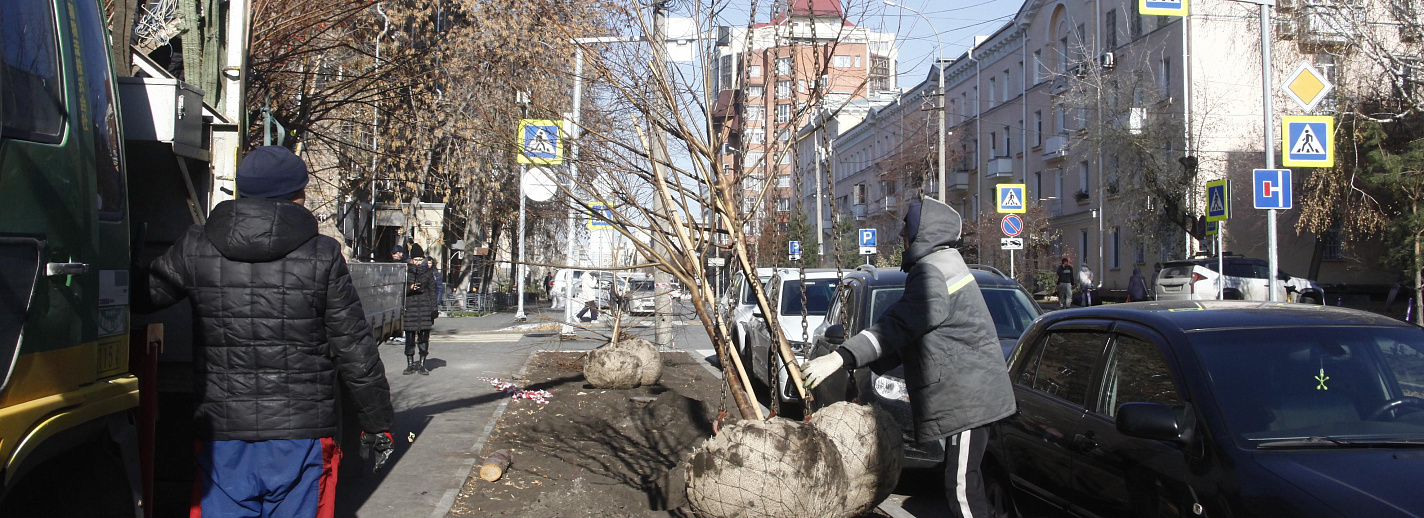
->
[1260,3,1280,302]
[515,91,531,320]
[649,1,674,348]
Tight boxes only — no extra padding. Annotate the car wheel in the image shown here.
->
[984,465,1017,518]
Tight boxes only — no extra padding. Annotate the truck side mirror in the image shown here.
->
[825,324,846,345]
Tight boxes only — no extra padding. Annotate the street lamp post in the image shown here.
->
[884,1,945,202]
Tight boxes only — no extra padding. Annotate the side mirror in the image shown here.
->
[1116,402,1192,443]
[825,324,846,345]
[752,307,764,318]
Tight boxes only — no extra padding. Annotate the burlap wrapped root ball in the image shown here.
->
[686,417,849,518]
[612,337,661,386]
[810,402,905,516]
[582,347,643,389]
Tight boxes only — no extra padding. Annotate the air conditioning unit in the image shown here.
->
[1100,52,1116,69]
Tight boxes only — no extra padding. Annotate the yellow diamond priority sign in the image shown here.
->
[1282,62,1333,113]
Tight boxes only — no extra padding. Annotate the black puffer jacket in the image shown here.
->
[147,198,394,441]
[839,197,1016,443]
[403,263,437,331]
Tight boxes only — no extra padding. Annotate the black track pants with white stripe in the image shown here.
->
[943,425,991,518]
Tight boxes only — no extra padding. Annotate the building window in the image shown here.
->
[1034,171,1043,201]
[1075,24,1087,62]
[1135,240,1146,265]
[1105,10,1118,49]
[746,150,764,166]
[776,56,792,75]
[779,151,792,165]
[777,80,793,98]
[776,174,791,188]
[745,105,764,121]
[1033,110,1043,146]
[990,131,998,157]
[1059,37,1069,73]
[746,128,765,144]
[776,103,792,123]
[775,197,791,212]
[833,55,853,67]
[853,183,867,205]
[1079,161,1090,196]
[1033,50,1044,83]
[749,64,762,77]
[1131,1,1144,37]
[1054,107,1066,134]
[1003,71,1012,101]
[1004,125,1012,156]
[1112,228,1121,269]
[1322,226,1345,261]
[855,55,861,67]
[777,129,791,141]
[989,77,998,106]
[748,86,764,98]
[1159,57,1172,99]
[1080,230,1090,267]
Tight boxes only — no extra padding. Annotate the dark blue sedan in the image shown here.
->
[988,300,1424,518]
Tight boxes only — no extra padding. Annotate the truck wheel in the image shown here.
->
[0,438,135,517]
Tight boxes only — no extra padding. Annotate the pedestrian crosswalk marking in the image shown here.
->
[1290,124,1324,155]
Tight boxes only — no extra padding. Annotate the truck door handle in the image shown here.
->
[46,262,90,277]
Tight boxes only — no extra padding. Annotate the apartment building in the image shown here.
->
[809,0,1405,292]
[709,0,897,248]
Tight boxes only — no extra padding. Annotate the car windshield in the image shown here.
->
[1192,326,1424,447]
[780,279,837,316]
[981,287,1039,339]
[740,276,770,305]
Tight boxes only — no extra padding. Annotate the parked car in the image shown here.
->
[744,268,841,404]
[984,300,1424,518]
[718,267,775,356]
[624,275,656,315]
[806,264,1044,468]
[1155,255,1324,304]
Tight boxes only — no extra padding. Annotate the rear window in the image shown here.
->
[982,287,1039,340]
[780,279,837,316]
[1159,263,1199,279]
[1225,261,1271,279]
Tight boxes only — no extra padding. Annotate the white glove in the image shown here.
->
[801,353,845,390]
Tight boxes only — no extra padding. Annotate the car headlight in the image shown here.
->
[873,374,910,402]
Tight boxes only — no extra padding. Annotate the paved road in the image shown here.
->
[334,302,947,517]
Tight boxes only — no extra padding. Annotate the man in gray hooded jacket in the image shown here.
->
[803,197,1016,518]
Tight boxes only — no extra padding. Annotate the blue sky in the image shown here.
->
[703,0,1026,84]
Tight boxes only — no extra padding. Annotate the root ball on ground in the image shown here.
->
[583,347,643,389]
[685,417,848,518]
[809,402,904,516]
[612,337,661,386]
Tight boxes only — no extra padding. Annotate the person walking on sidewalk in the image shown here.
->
[143,146,394,517]
[1078,264,1095,306]
[1127,266,1149,302]
[1055,257,1075,309]
[403,245,438,375]
[802,197,1016,518]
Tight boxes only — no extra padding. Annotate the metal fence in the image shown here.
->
[349,262,407,339]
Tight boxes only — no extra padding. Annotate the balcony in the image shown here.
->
[986,157,1015,179]
[1042,135,1068,161]
[852,203,867,220]
[1297,5,1355,46]
[948,171,970,191]
[882,195,899,214]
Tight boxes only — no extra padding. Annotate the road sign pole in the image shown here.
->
[1259,2,1280,301]
[1010,249,1015,279]
[1218,224,1225,300]
[516,163,528,320]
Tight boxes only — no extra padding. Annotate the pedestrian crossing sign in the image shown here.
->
[996,184,1026,214]
[517,119,564,165]
[587,204,614,229]
[1206,179,1229,222]
[1140,0,1188,16]
[1281,115,1334,167]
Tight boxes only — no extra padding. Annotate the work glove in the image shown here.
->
[361,431,395,473]
[801,352,845,390]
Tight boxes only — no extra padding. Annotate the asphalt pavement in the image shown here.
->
[333,301,948,517]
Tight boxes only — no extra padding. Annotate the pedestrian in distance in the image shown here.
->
[403,245,438,375]
[143,146,394,517]
[430,257,445,315]
[1078,263,1095,306]
[1127,266,1149,302]
[802,197,1017,518]
[544,272,554,301]
[576,276,600,322]
[1056,257,1075,309]
[391,244,406,263]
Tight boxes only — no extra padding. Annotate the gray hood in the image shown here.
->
[204,198,318,263]
[901,197,962,271]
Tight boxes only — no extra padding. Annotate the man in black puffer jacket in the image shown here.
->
[146,146,394,517]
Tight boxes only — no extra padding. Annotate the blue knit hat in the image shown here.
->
[236,146,310,199]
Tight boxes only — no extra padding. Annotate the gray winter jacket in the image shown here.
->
[838,197,1016,443]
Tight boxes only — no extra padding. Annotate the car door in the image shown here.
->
[1074,323,1198,517]
[1001,322,1110,513]
[748,274,781,384]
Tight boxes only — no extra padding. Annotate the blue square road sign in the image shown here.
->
[789,241,802,255]
[1253,169,1293,210]
[859,229,877,247]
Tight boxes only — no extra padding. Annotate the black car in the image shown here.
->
[987,300,1424,518]
[806,264,1043,468]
